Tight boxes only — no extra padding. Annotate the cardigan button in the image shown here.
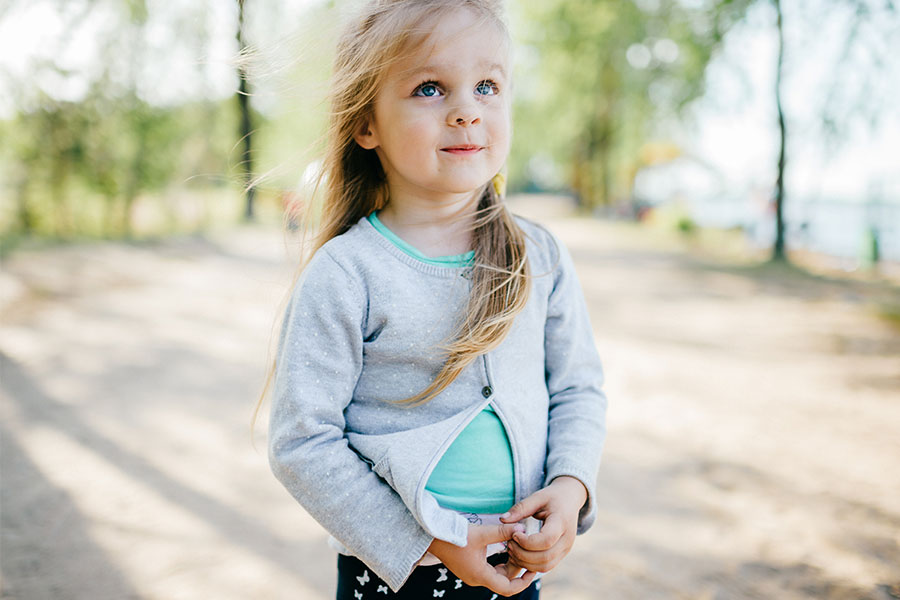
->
[481,386,493,398]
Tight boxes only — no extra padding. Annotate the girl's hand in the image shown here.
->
[426,523,537,596]
[500,475,588,573]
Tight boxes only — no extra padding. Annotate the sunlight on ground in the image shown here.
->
[1,198,898,599]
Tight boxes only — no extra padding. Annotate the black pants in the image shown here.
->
[336,552,541,599]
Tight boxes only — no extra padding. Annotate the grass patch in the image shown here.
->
[875,302,900,331]
[0,186,291,259]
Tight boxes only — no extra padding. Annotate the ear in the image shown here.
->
[353,117,379,150]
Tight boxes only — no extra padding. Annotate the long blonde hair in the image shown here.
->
[253,0,531,429]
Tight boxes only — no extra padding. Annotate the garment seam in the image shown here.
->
[368,212,475,267]
[413,397,493,538]
[358,217,474,278]
[320,248,369,333]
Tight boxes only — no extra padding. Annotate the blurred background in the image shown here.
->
[1,0,898,599]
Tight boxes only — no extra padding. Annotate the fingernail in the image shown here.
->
[513,524,526,534]
[501,512,510,519]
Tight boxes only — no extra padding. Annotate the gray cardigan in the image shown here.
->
[268,215,607,592]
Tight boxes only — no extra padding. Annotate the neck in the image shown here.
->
[378,187,481,258]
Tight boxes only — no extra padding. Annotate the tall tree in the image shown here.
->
[772,0,787,261]
[511,0,753,209]
[1,0,215,240]
[767,0,897,263]
[236,0,256,221]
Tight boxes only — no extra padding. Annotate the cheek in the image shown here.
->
[488,106,511,138]
[383,103,432,134]
[404,115,436,141]
[385,113,437,153]
[489,112,512,156]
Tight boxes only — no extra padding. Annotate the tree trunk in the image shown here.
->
[49,152,72,239]
[572,135,594,210]
[597,125,612,210]
[121,134,144,238]
[772,0,788,262]
[237,0,255,222]
[15,168,35,234]
[103,194,117,237]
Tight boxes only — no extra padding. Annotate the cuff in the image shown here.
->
[543,464,597,535]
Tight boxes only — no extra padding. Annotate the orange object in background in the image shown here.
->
[280,190,305,230]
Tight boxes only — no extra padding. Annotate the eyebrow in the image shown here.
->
[399,62,508,82]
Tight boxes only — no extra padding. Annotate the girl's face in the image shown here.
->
[355,8,511,206]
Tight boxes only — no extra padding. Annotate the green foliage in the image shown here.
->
[0,88,242,240]
[0,0,256,243]
[0,0,761,245]
[677,215,697,234]
[509,0,753,208]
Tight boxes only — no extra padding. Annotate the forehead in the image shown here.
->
[389,8,510,81]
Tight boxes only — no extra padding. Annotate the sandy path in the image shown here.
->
[2,197,899,599]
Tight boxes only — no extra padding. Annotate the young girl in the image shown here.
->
[263,1,607,597]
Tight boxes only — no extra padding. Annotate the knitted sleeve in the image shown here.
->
[267,248,433,592]
[541,232,609,534]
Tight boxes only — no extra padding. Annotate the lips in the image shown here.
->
[441,145,483,154]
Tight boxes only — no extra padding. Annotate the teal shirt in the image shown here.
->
[367,211,515,514]
[366,211,476,267]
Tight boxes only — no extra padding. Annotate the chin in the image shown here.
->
[439,186,489,197]
[437,177,494,195]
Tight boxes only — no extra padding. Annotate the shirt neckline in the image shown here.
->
[367,211,475,268]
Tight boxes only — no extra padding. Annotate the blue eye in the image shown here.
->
[475,80,499,96]
[414,82,441,97]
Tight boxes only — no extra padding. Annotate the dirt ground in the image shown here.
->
[2,196,899,600]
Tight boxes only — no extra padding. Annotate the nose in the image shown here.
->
[447,99,481,127]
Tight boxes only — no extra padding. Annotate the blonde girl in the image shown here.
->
[262,0,608,597]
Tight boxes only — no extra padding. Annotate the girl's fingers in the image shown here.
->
[512,512,564,551]
[506,540,556,572]
[477,522,526,546]
[507,514,572,572]
[500,493,547,523]
[493,560,525,580]
[484,565,536,596]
